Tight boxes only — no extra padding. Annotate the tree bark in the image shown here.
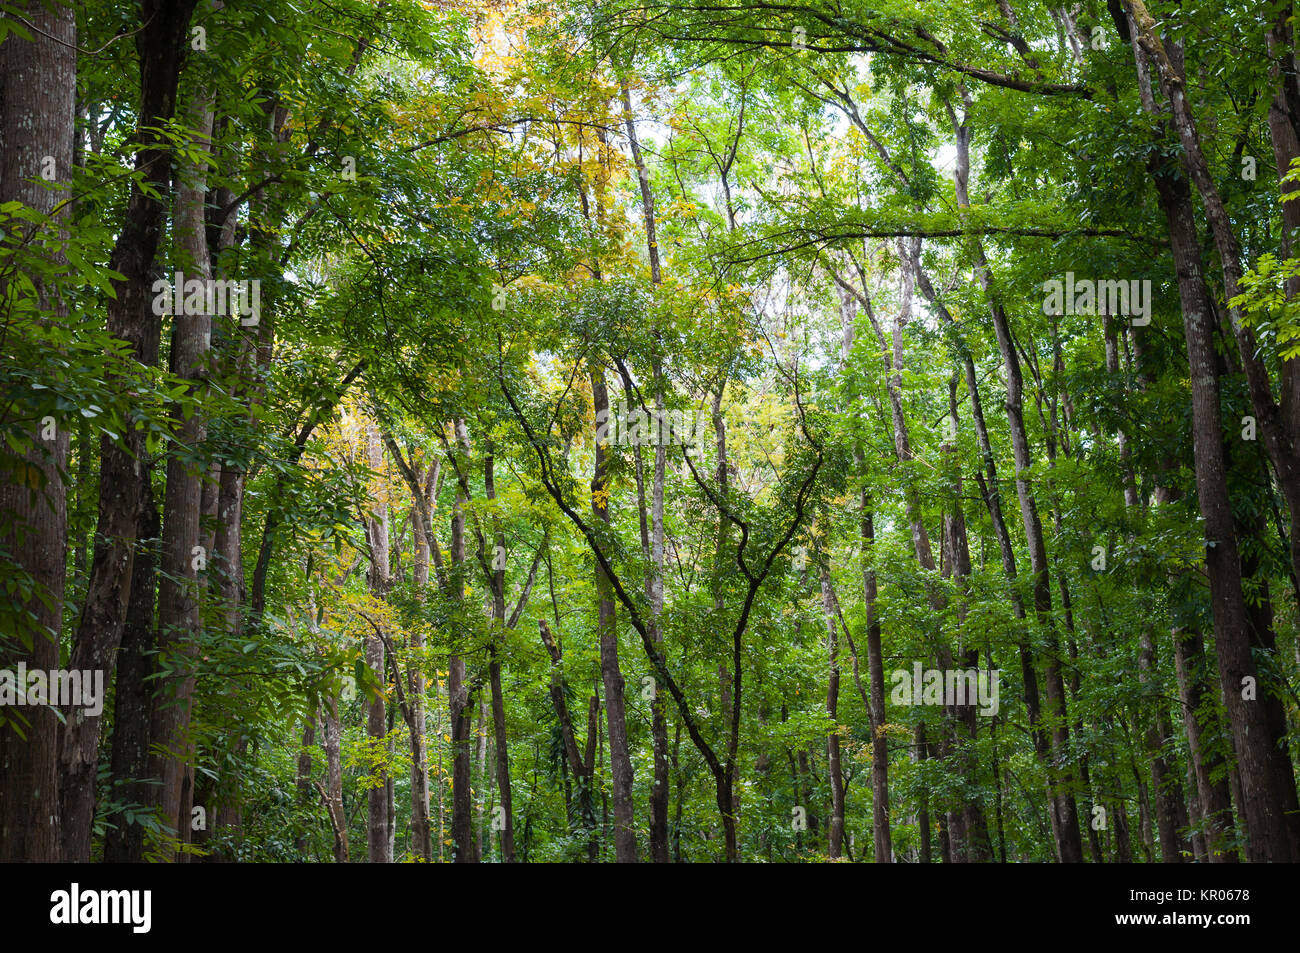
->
[295,718,315,854]
[944,376,992,861]
[858,501,891,861]
[321,696,348,862]
[590,360,638,862]
[448,421,476,861]
[0,0,75,862]
[364,423,392,863]
[62,0,199,861]
[407,462,433,861]
[1138,630,1188,861]
[484,450,516,861]
[1171,627,1237,862]
[145,87,216,853]
[620,85,671,862]
[819,567,846,859]
[539,618,599,857]
[103,477,161,863]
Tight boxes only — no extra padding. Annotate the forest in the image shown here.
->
[1,0,1299,866]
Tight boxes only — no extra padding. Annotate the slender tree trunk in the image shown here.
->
[944,375,992,861]
[484,451,516,861]
[944,94,1082,861]
[295,719,315,854]
[103,477,161,863]
[989,715,1008,862]
[1185,759,1207,862]
[205,168,252,848]
[1171,627,1237,862]
[362,424,392,862]
[914,723,932,863]
[708,386,746,859]
[620,83,672,864]
[858,500,891,862]
[590,361,638,862]
[475,699,488,859]
[146,89,216,852]
[408,466,433,861]
[820,568,846,859]
[1138,630,1188,861]
[918,265,1055,829]
[322,696,348,862]
[1266,5,1300,483]
[448,422,476,861]
[539,618,598,854]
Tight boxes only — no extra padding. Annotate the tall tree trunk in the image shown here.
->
[1239,513,1300,857]
[407,464,433,862]
[475,698,489,859]
[916,265,1055,842]
[375,432,442,860]
[448,421,476,861]
[944,376,992,861]
[619,81,671,864]
[364,423,392,863]
[205,170,252,852]
[484,450,516,861]
[1266,4,1300,489]
[1117,16,1250,864]
[913,722,932,863]
[103,477,161,863]
[322,696,348,863]
[858,499,891,861]
[146,88,216,853]
[62,0,199,862]
[0,0,75,862]
[590,360,638,862]
[539,617,599,855]
[708,386,745,855]
[837,253,952,860]
[944,92,1082,862]
[1138,630,1188,861]
[1108,299,1189,863]
[819,567,846,859]
[1171,627,1237,862]
[295,718,315,854]
[991,301,1081,862]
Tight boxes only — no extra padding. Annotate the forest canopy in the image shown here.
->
[1,0,1299,867]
